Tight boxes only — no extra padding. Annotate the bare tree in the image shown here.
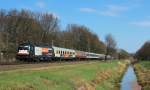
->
[65,24,106,53]
[105,34,117,60]
[38,13,60,44]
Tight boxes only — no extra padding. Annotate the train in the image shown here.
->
[16,43,113,61]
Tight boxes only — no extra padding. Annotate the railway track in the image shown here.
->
[0,60,100,72]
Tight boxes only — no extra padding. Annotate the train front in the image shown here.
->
[16,43,32,60]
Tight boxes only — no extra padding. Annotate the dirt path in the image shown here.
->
[0,61,99,72]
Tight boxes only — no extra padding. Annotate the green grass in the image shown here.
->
[0,60,127,90]
[140,61,150,69]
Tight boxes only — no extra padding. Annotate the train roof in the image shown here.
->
[52,46,75,51]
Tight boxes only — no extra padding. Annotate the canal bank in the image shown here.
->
[121,65,141,90]
[134,61,150,90]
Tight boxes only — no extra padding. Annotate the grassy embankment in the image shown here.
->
[0,60,129,90]
[134,61,150,90]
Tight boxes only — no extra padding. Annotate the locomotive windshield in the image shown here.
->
[18,46,30,50]
[17,45,30,55]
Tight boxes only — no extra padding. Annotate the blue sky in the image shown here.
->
[0,0,150,53]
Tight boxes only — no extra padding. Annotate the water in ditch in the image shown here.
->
[121,65,141,90]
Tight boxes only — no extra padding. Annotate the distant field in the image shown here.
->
[0,60,127,90]
[134,61,150,90]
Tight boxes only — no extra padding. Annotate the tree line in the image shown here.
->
[136,41,150,60]
[0,9,130,62]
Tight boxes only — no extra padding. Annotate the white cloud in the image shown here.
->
[130,20,150,27]
[36,1,46,9]
[80,5,128,17]
[80,8,97,13]
[100,5,128,17]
